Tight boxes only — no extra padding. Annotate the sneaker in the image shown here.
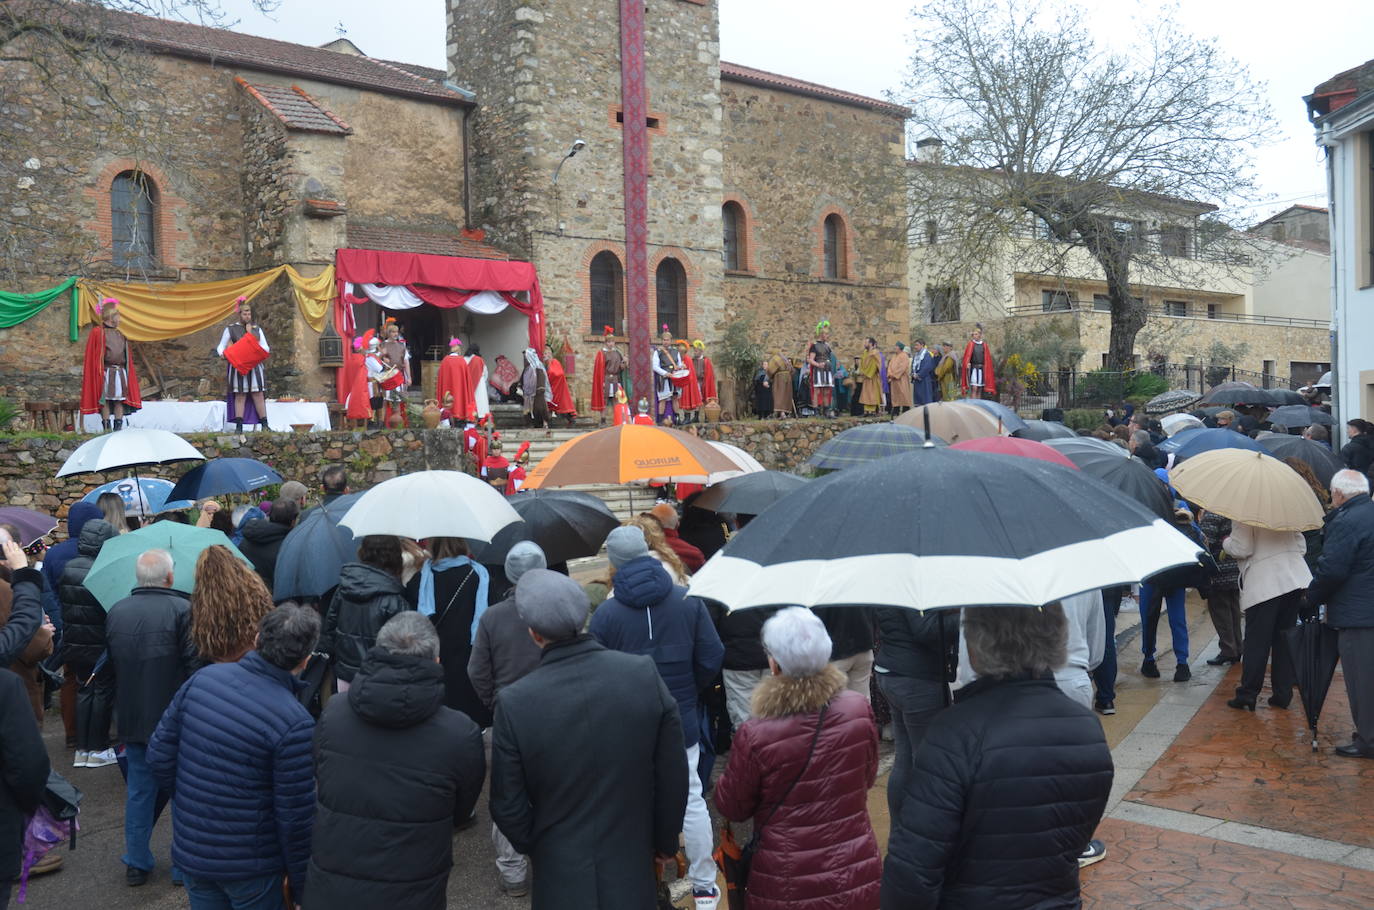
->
[126,866,149,887]
[1094,701,1116,716]
[499,876,530,897]
[1078,839,1107,868]
[72,750,88,768]
[85,748,118,768]
[692,885,721,910]
[1140,660,1160,678]
[1174,664,1192,682]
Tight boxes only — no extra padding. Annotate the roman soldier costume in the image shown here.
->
[80,297,142,431]
[651,326,684,425]
[807,321,836,416]
[590,326,628,425]
[217,296,271,431]
[961,328,998,399]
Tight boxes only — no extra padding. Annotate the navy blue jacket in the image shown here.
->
[590,556,723,747]
[1310,493,1374,628]
[39,501,102,636]
[148,651,315,901]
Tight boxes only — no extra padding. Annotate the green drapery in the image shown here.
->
[0,277,79,341]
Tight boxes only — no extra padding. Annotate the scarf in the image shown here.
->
[416,556,490,643]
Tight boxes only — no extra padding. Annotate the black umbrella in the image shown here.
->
[1266,389,1307,406]
[1257,435,1343,487]
[1203,387,1274,406]
[1143,389,1202,414]
[1283,617,1342,752]
[469,490,619,566]
[806,423,946,471]
[687,447,1202,611]
[1269,405,1335,429]
[1041,440,1175,521]
[169,457,283,502]
[694,471,808,516]
[272,493,363,600]
[1013,419,1077,441]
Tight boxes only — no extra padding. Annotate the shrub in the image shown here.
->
[1063,408,1102,431]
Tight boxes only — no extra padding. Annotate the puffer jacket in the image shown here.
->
[307,649,485,909]
[874,608,957,681]
[147,651,315,902]
[589,556,723,748]
[881,675,1113,910]
[56,519,119,677]
[237,519,291,596]
[322,563,413,683]
[715,665,880,910]
[1342,433,1374,474]
[1309,493,1374,628]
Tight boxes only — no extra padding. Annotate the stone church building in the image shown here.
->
[0,1,908,411]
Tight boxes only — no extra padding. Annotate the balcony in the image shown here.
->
[1006,299,1328,329]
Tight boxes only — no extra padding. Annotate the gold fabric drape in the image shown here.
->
[76,265,335,341]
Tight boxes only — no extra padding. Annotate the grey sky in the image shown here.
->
[217,0,1373,223]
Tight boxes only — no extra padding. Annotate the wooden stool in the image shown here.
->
[326,401,345,431]
[57,400,81,433]
[24,401,58,432]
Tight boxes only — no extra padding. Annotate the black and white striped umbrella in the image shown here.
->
[688,447,1201,612]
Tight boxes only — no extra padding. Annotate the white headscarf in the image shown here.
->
[523,347,546,376]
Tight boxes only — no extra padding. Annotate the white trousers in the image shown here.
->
[722,668,767,730]
[833,650,875,700]
[1057,670,1094,709]
[683,743,716,890]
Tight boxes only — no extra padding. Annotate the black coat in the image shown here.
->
[874,608,957,682]
[491,636,688,910]
[105,586,196,744]
[0,669,50,880]
[718,605,780,671]
[1310,494,1374,628]
[56,519,120,677]
[881,675,1113,910]
[237,519,291,596]
[307,649,485,910]
[814,606,875,661]
[1342,433,1374,474]
[404,564,491,727]
[322,563,413,683]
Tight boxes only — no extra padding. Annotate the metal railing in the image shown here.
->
[1005,300,1329,329]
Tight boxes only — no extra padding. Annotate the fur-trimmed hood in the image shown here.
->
[750,664,846,719]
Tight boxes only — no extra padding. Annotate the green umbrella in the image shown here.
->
[83,522,252,610]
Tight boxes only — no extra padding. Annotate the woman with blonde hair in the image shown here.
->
[97,491,133,533]
[629,513,688,583]
[189,544,273,663]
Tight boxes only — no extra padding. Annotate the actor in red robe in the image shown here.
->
[343,336,373,424]
[481,433,509,490]
[632,398,655,425]
[465,345,489,422]
[960,324,997,399]
[436,338,474,425]
[545,344,577,426]
[612,387,632,426]
[676,341,703,422]
[505,441,531,495]
[590,326,627,424]
[692,340,718,405]
[462,421,488,471]
[80,298,142,431]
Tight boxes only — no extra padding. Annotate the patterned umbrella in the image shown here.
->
[1143,389,1202,414]
[806,423,945,471]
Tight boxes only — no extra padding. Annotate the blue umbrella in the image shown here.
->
[272,493,363,600]
[958,398,1028,433]
[82,477,195,517]
[1161,427,1269,462]
[168,458,283,502]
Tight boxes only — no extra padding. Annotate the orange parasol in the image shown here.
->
[523,424,740,489]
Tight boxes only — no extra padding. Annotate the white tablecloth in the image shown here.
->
[82,401,331,434]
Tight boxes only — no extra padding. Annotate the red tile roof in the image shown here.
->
[83,5,473,107]
[236,79,352,135]
[1307,58,1374,118]
[346,225,510,260]
[720,62,909,118]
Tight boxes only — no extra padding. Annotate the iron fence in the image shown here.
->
[1003,362,1294,415]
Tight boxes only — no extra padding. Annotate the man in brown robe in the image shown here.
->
[887,342,914,413]
[858,337,883,413]
[765,350,794,418]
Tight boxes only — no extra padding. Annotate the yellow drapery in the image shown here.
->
[76,264,335,341]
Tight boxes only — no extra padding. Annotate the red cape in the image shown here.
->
[465,355,486,416]
[613,399,631,426]
[547,357,576,416]
[698,356,718,401]
[504,464,527,496]
[462,426,487,469]
[343,349,372,420]
[590,350,608,412]
[80,325,142,415]
[961,340,997,395]
[678,356,703,410]
[437,355,473,423]
[632,413,655,425]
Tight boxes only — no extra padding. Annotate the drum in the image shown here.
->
[669,368,691,389]
[378,367,405,391]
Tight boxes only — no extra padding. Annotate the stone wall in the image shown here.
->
[690,416,871,472]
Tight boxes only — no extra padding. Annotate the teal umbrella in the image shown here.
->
[83,522,252,610]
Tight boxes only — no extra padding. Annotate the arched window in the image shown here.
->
[822,213,846,279]
[589,250,625,334]
[722,201,745,271]
[111,171,156,267]
[655,257,686,338]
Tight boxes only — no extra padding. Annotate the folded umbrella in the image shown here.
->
[168,458,283,502]
[1256,435,1342,488]
[272,494,363,600]
[1041,439,1175,521]
[693,471,809,516]
[806,423,945,471]
[0,508,57,547]
[83,523,251,609]
[895,402,1004,442]
[688,447,1202,612]
[1284,617,1342,752]
[339,470,520,542]
[81,477,194,517]
[524,424,740,489]
[957,398,1027,433]
[1012,419,1078,441]
[1169,449,1325,532]
[56,428,204,478]
[1268,405,1334,429]
[950,436,1079,470]
[469,490,620,566]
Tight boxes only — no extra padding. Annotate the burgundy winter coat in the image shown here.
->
[714,665,881,910]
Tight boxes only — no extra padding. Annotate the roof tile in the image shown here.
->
[346,225,510,260]
[236,80,352,134]
[720,62,908,118]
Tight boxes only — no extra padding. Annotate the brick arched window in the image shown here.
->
[655,257,686,338]
[723,201,746,271]
[111,170,157,267]
[589,250,625,333]
[822,212,847,279]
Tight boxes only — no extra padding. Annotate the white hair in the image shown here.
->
[135,548,174,587]
[761,607,833,678]
[1332,469,1370,499]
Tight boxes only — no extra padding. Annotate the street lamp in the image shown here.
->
[552,138,587,186]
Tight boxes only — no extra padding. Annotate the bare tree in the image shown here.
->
[906,0,1273,370]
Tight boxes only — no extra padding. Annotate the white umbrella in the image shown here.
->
[56,429,204,478]
[1161,414,1204,437]
[646,441,765,485]
[338,470,521,542]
